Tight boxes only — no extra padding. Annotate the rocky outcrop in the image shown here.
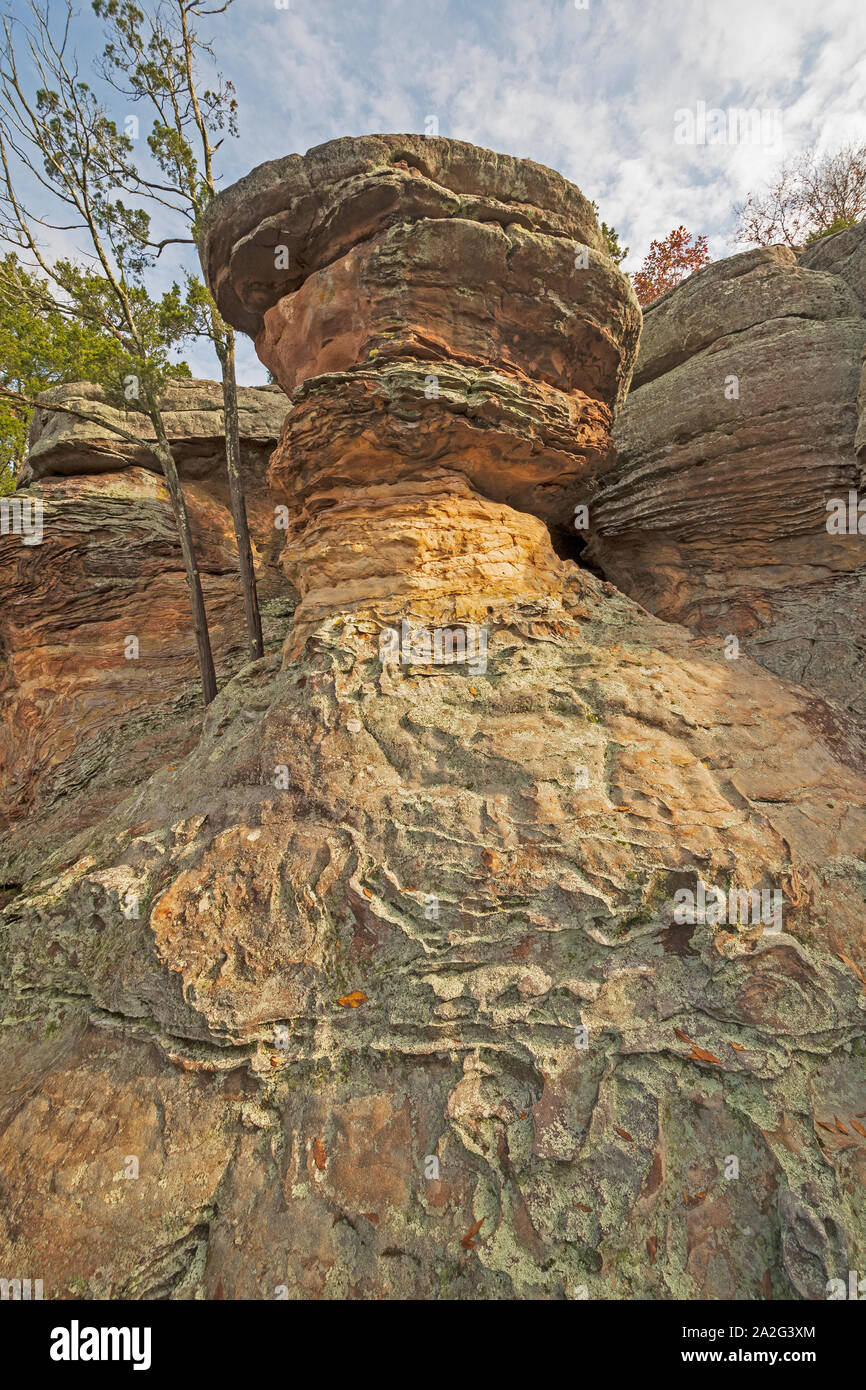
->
[0,381,292,878]
[586,224,866,718]
[2,139,865,1303]
[24,377,285,483]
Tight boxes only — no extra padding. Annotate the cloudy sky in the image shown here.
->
[25,0,866,382]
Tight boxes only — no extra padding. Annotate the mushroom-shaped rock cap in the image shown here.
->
[199,134,605,337]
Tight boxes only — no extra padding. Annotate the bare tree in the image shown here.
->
[735,143,866,248]
[0,0,218,703]
[94,0,265,663]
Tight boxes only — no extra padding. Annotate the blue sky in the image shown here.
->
[12,0,866,383]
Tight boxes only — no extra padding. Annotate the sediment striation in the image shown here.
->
[1,139,864,1301]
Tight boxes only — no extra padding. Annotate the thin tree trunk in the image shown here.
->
[219,327,264,662]
[153,429,217,706]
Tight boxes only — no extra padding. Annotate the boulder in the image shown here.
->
[200,134,640,639]
[198,133,606,338]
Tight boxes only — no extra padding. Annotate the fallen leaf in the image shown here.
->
[834,1116,850,1135]
[461,1218,484,1250]
[468,686,478,695]
[683,1190,691,1205]
[312,1138,326,1170]
[688,1045,724,1066]
[647,1235,658,1265]
[729,1041,745,1051]
[694,1191,707,1200]
[816,1121,838,1133]
[850,1120,866,1139]
[674,1027,695,1045]
[575,1203,592,1212]
[337,990,367,1008]
[615,1126,634,1142]
[363,888,373,899]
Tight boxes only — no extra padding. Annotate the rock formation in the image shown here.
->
[586,222,866,719]
[1,138,865,1302]
[199,133,641,633]
[0,380,290,879]
[23,378,284,484]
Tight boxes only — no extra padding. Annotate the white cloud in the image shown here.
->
[16,0,862,383]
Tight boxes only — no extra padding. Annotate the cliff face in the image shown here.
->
[587,224,866,718]
[1,139,865,1302]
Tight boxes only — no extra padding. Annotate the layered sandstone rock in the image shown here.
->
[2,139,865,1303]
[199,133,641,613]
[199,134,606,338]
[0,382,292,879]
[24,377,285,484]
[586,224,866,718]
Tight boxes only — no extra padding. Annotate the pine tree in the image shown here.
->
[0,1,217,702]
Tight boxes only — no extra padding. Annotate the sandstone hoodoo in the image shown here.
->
[198,134,642,636]
[2,138,866,1301]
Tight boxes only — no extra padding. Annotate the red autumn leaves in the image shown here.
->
[631,226,711,307]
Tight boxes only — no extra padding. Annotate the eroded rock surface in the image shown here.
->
[587,225,866,718]
[1,139,865,1302]
[0,382,292,878]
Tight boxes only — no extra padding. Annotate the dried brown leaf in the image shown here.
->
[461,1218,484,1250]
[337,990,368,1008]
